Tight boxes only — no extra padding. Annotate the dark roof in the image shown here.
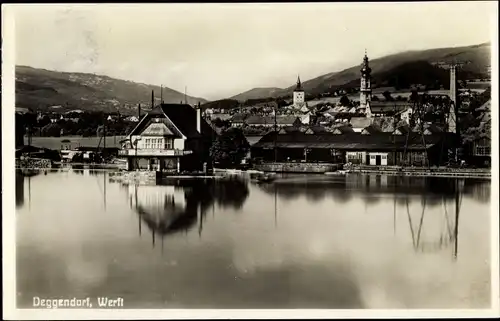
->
[160,104,214,138]
[369,101,410,114]
[362,124,382,134]
[424,123,444,134]
[127,104,215,138]
[252,131,453,151]
[333,125,355,134]
[306,125,329,134]
[393,124,410,135]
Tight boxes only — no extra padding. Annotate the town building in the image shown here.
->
[251,130,456,167]
[349,117,373,132]
[230,114,247,127]
[366,101,412,118]
[119,103,216,172]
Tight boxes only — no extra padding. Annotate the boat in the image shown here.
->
[249,172,276,184]
[325,169,350,176]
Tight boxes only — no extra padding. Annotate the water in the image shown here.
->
[16,169,491,309]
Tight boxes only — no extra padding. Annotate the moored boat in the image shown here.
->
[250,172,276,183]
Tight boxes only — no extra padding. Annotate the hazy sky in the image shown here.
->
[10,2,494,100]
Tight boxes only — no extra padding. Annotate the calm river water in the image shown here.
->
[16,169,491,309]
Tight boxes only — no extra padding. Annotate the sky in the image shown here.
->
[9,2,495,100]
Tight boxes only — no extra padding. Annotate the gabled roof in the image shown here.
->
[361,124,382,135]
[126,104,215,139]
[476,100,491,112]
[393,124,410,135]
[141,122,175,136]
[423,123,444,135]
[332,125,355,134]
[161,104,213,138]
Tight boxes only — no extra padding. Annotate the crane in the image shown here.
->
[432,60,471,134]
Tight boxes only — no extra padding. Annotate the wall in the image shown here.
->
[346,151,367,165]
[293,91,305,105]
[255,162,342,173]
[174,138,185,150]
[368,152,389,166]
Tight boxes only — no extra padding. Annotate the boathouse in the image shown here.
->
[251,130,457,167]
[119,103,216,172]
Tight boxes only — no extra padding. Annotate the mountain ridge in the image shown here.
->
[15,65,208,114]
[230,42,491,101]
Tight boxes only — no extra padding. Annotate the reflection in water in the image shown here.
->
[258,175,481,260]
[16,171,24,208]
[15,171,491,309]
[399,179,464,259]
[257,174,488,206]
[125,178,249,245]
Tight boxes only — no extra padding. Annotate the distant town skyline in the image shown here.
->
[9,2,494,100]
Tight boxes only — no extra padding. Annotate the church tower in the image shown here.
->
[293,75,305,108]
[360,50,372,111]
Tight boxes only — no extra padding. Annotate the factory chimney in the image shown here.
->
[196,102,201,134]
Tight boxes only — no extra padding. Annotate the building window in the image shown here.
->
[413,152,424,163]
[476,146,490,156]
[145,138,151,149]
[151,138,158,149]
[165,138,174,149]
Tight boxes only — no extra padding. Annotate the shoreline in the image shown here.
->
[346,168,491,179]
[16,165,491,179]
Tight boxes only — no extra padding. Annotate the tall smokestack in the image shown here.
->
[138,103,141,119]
[151,90,154,109]
[196,102,201,133]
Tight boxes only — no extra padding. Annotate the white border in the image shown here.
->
[2,3,499,319]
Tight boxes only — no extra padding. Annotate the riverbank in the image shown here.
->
[348,165,491,179]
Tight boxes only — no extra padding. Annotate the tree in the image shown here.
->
[383,91,394,101]
[339,95,351,107]
[209,127,250,168]
[41,123,62,137]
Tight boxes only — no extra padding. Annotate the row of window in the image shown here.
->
[143,138,174,149]
[476,146,490,156]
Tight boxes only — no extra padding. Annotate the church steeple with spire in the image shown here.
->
[360,49,372,113]
[293,74,305,108]
[295,75,302,91]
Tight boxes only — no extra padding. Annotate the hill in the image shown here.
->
[200,99,240,111]
[230,42,491,100]
[15,66,208,114]
[230,87,283,102]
